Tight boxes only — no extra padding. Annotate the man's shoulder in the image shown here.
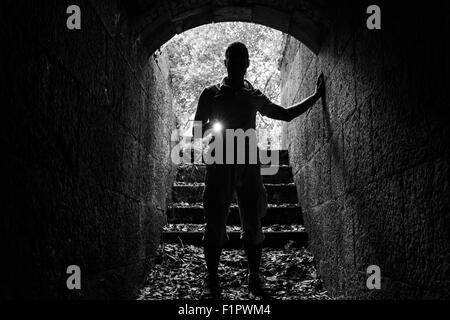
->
[202,83,221,97]
[206,82,221,92]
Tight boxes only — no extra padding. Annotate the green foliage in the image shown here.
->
[164,22,285,149]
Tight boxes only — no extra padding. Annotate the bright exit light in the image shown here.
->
[213,122,223,132]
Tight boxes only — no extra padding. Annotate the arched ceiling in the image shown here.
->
[123,0,337,55]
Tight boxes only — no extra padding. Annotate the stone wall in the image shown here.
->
[0,0,176,299]
[280,1,450,298]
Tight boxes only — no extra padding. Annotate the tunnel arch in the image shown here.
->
[124,0,335,55]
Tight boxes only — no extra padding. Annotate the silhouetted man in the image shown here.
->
[193,42,324,299]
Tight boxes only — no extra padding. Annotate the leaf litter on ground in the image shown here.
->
[163,224,306,233]
[137,241,330,300]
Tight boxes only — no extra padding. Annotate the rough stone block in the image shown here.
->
[353,175,405,282]
[401,159,450,294]
[306,96,324,158]
[330,129,345,199]
[252,5,290,34]
[354,29,384,105]
[328,41,355,126]
[343,111,359,192]
[213,6,252,22]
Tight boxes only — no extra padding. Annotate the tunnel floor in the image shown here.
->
[137,241,329,300]
[138,151,330,300]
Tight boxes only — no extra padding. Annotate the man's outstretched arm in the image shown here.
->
[265,73,325,122]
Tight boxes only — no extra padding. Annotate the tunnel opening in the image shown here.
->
[165,22,286,154]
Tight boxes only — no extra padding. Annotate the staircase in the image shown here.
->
[162,150,308,249]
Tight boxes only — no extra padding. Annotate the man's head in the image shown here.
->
[224,42,250,79]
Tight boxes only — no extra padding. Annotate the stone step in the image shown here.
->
[166,203,303,225]
[264,149,289,166]
[176,164,293,184]
[162,230,308,249]
[182,150,290,166]
[172,183,298,204]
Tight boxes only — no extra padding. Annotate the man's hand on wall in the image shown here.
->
[314,73,325,99]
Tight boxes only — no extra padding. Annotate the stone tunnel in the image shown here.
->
[1,0,449,299]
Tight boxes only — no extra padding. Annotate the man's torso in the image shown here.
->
[205,78,259,131]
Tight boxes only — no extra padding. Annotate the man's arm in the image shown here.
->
[192,89,213,137]
[265,73,325,122]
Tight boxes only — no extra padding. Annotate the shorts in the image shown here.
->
[202,163,268,247]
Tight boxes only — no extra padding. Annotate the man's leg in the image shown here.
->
[202,164,234,299]
[239,206,268,296]
[204,243,222,283]
[236,165,269,297]
[243,242,263,288]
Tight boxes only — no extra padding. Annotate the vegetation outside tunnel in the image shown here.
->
[164,22,286,150]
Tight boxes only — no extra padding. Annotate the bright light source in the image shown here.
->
[213,122,223,132]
